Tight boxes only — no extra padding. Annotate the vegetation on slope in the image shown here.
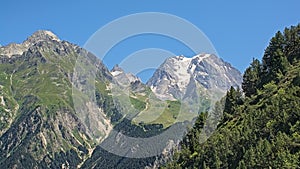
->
[163,24,300,168]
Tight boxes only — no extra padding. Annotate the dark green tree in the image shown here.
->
[242,58,262,97]
[283,25,300,64]
[262,31,289,84]
[223,86,243,122]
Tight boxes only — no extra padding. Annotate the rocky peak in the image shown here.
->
[0,30,60,58]
[111,64,140,83]
[147,53,242,100]
[24,30,60,45]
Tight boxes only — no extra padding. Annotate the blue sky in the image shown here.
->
[1,0,299,81]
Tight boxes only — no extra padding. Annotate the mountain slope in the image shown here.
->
[163,24,300,169]
[0,30,115,168]
[0,30,186,168]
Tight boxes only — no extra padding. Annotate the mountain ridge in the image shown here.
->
[0,30,243,168]
[0,30,61,58]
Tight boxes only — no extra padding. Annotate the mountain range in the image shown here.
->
[0,30,241,168]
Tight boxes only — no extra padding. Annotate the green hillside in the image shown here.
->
[163,24,300,168]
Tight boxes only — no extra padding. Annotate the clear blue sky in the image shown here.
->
[1,0,299,80]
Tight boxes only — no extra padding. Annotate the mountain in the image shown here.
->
[0,30,243,168]
[163,24,300,168]
[0,30,116,168]
[147,54,242,101]
[0,30,60,57]
[110,64,146,93]
[111,64,140,84]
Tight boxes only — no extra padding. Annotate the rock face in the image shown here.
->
[111,64,146,93]
[25,30,61,44]
[0,30,60,57]
[147,54,242,101]
[111,64,140,85]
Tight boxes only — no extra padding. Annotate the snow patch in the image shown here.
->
[223,73,232,83]
[198,71,208,76]
[44,30,60,41]
[111,70,123,76]
[192,53,211,61]
[171,56,192,91]
[0,96,5,106]
[189,64,197,74]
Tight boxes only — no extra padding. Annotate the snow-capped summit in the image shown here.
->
[147,53,242,100]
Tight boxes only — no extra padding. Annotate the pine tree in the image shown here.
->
[284,25,300,64]
[262,31,289,84]
[242,58,262,97]
[223,87,243,122]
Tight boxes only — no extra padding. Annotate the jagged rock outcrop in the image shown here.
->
[111,64,146,93]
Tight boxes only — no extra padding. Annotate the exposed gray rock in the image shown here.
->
[110,64,146,93]
[147,54,242,101]
[0,30,61,58]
